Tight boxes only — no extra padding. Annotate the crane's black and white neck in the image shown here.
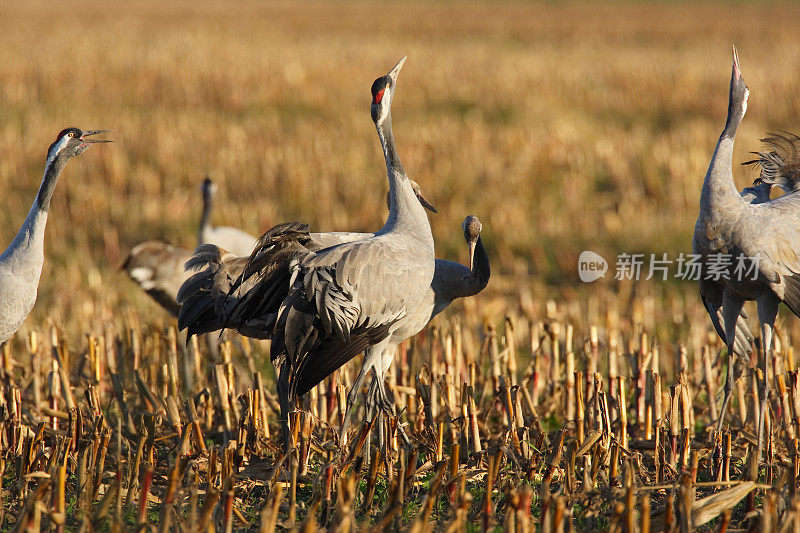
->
[430,215,490,316]
[463,215,490,289]
[197,177,257,256]
[0,127,110,344]
[371,57,431,237]
[198,177,217,245]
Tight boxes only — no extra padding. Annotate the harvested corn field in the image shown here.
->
[3,0,800,531]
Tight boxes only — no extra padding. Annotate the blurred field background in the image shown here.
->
[1,0,800,342]
[4,0,800,529]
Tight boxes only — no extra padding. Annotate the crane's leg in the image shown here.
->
[717,292,745,431]
[756,294,779,464]
[364,379,378,461]
[373,344,411,446]
[340,342,387,448]
[363,368,382,443]
[376,388,386,451]
[276,360,293,452]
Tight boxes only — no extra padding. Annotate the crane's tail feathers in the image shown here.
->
[290,324,392,399]
[223,222,312,333]
[178,222,315,343]
[744,131,800,190]
[781,273,800,320]
[731,315,755,362]
[236,222,310,290]
[703,293,754,362]
[176,271,219,336]
[177,244,234,335]
[184,244,231,272]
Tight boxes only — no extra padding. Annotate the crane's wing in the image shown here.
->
[177,223,377,339]
[275,235,433,399]
[698,279,754,361]
[177,222,311,338]
[177,245,249,336]
[734,193,800,318]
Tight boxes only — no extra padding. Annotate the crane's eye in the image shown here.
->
[67,131,75,138]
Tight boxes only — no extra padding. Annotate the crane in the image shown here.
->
[693,47,800,461]
[0,128,110,344]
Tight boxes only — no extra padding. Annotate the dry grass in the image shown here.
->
[3,0,800,530]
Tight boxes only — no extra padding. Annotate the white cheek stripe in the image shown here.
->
[46,136,71,167]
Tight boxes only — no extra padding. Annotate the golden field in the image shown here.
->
[2,1,800,530]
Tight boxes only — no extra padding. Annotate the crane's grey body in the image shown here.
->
[199,178,257,257]
[0,205,48,343]
[693,48,800,462]
[0,128,109,345]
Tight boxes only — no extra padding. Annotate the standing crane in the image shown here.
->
[0,128,110,344]
[180,57,437,448]
[700,146,799,358]
[693,47,800,461]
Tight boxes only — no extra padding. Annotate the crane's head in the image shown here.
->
[462,215,483,270]
[371,56,406,125]
[729,45,749,123]
[47,128,111,164]
[201,177,218,200]
[384,178,437,213]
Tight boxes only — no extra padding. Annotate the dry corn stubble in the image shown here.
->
[2,0,800,530]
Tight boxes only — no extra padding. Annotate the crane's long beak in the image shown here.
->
[467,240,476,271]
[80,129,113,143]
[416,191,437,214]
[732,44,742,80]
[388,56,407,82]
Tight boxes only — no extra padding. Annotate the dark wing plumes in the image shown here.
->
[779,271,800,319]
[177,222,312,338]
[271,236,423,401]
[699,280,755,361]
[177,245,245,336]
[293,324,391,397]
[269,261,394,399]
[223,223,313,332]
[744,131,800,191]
